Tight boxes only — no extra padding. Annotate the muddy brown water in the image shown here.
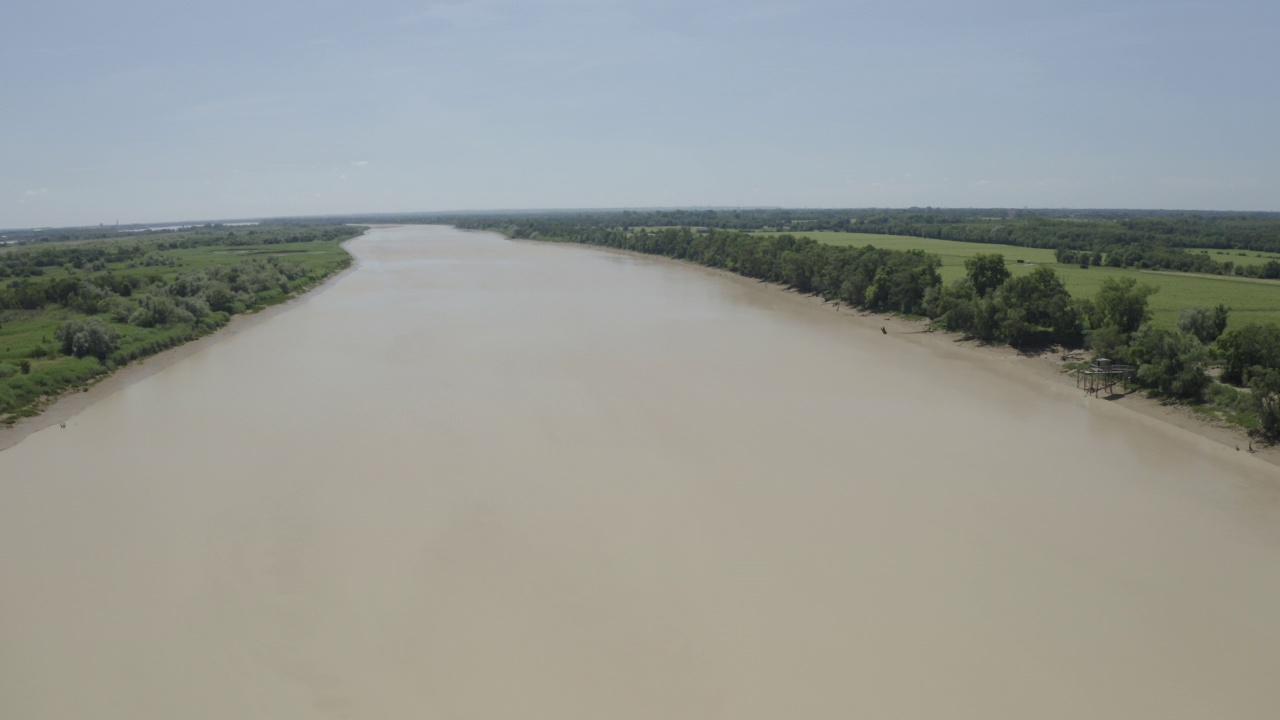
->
[2,225,1278,719]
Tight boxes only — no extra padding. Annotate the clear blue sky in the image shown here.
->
[3,0,1277,227]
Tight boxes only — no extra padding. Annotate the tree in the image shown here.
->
[1248,367,1280,440]
[1216,323,1280,384]
[1086,325,1131,363]
[1093,277,1158,334]
[964,253,1010,297]
[862,250,941,315]
[991,266,1081,346]
[924,278,1000,341]
[1130,325,1210,399]
[1177,304,1230,344]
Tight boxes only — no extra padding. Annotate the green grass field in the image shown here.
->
[759,231,1280,330]
[1189,247,1280,267]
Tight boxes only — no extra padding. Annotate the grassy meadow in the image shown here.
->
[759,231,1280,329]
[1190,247,1280,267]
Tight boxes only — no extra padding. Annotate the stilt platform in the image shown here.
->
[1076,358,1136,396]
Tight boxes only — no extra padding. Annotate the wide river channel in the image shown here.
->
[2,225,1279,718]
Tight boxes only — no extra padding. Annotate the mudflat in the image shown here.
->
[1,225,1277,719]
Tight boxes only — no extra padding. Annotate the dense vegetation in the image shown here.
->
[452,214,1280,440]
[484,224,942,316]
[754,231,1280,331]
[0,224,360,423]
[12,208,1280,441]
[415,208,1280,278]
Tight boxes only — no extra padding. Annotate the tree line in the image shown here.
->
[480,223,944,316]
[279,208,1280,278]
[457,217,1280,440]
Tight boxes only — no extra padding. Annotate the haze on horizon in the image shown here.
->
[3,0,1277,229]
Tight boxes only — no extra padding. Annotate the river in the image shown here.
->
[2,224,1278,718]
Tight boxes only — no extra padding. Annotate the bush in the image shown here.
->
[54,317,119,359]
[128,294,194,327]
[202,282,235,312]
[100,296,136,323]
[176,295,210,319]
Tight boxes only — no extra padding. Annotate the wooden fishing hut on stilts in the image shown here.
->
[1076,358,1136,396]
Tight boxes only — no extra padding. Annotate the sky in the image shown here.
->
[3,0,1278,228]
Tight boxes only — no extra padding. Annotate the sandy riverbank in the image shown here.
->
[0,238,364,453]
[529,236,1280,471]
[5,225,1275,471]
[3,224,1276,719]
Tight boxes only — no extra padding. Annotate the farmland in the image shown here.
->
[760,232,1280,329]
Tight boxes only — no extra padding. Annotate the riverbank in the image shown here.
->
[514,234,1280,471]
[3,224,1276,719]
[5,224,1273,470]
[0,236,363,453]
[0,224,362,429]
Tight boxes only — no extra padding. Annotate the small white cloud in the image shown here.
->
[351,160,369,167]
[23,188,48,196]
[340,174,348,180]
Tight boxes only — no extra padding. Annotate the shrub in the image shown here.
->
[100,295,136,323]
[128,294,194,327]
[54,317,119,359]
